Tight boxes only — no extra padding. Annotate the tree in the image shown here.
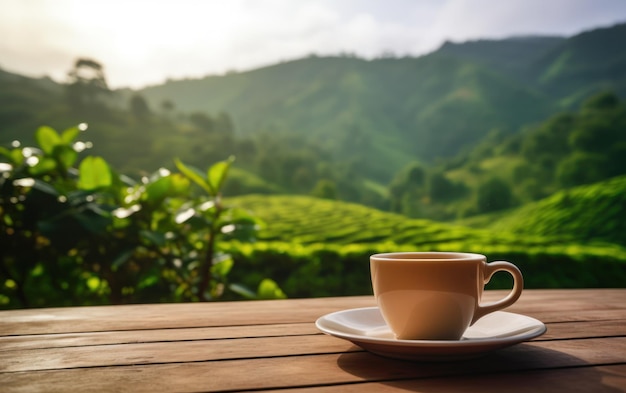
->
[214,112,235,135]
[66,58,110,111]
[475,177,514,214]
[161,99,175,112]
[556,152,607,188]
[521,113,575,159]
[388,162,425,213]
[311,179,337,200]
[581,91,619,112]
[428,171,459,202]
[129,94,151,120]
[190,112,214,133]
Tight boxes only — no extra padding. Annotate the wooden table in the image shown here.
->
[1,289,625,392]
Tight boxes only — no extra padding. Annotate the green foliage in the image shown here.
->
[311,179,337,200]
[221,193,626,295]
[137,45,567,179]
[486,175,626,245]
[436,91,626,219]
[475,177,514,214]
[3,24,626,215]
[2,25,626,305]
[0,126,282,309]
[530,23,626,104]
[224,240,626,298]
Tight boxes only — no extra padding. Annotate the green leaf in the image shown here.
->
[61,126,81,144]
[145,173,191,205]
[0,147,22,168]
[86,276,101,291]
[207,155,235,196]
[78,156,112,190]
[169,173,191,194]
[145,176,173,204]
[53,145,78,169]
[228,283,257,299]
[257,278,286,299]
[28,157,57,175]
[140,230,167,247]
[10,149,24,166]
[35,126,61,154]
[175,158,212,195]
[30,179,60,196]
[211,257,234,278]
[0,146,11,159]
[112,249,135,270]
[138,275,159,289]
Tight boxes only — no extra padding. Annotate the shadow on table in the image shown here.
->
[337,343,625,392]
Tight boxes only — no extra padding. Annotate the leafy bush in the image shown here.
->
[0,126,284,309]
[225,241,626,297]
[224,194,626,294]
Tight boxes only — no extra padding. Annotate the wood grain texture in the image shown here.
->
[0,289,625,392]
[269,365,626,393]
[1,338,626,392]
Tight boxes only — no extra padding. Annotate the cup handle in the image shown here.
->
[471,261,524,324]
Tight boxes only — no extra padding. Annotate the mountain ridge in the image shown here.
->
[1,21,625,197]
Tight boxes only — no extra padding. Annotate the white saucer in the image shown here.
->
[315,307,546,361]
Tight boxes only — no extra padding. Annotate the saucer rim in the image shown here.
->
[315,307,546,348]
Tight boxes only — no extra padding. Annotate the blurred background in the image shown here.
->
[2,0,626,308]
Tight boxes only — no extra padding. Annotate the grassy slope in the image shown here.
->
[484,175,626,245]
[226,193,626,291]
[140,54,553,168]
[228,193,621,250]
[529,22,626,106]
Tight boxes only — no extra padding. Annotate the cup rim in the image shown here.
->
[370,252,486,262]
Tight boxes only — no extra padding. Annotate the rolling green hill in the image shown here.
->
[2,22,625,215]
[485,175,626,245]
[398,89,626,223]
[437,35,565,77]
[224,193,626,294]
[229,193,602,248]
[139,53,554,171]
[528,22,626,106]
[135,22,626,181]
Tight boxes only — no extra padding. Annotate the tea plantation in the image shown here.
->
[225,179,626,298]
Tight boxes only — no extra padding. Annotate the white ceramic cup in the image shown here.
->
[370,252,523,340]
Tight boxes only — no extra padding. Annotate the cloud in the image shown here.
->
[1,0,625,89]
[430,0,626,41]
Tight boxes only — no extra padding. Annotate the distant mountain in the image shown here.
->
[2,22,625,188]
[139,52,554,172]
[0,68,65,143]
[436,35,565,77]
[137,22,626,174]
[436,23,626,107]
[527,22,626,106]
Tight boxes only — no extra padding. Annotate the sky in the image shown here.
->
[2,0,626,89]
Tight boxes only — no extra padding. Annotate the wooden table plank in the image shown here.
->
[270,365,626,393]
[1,337,625,391]
[2,314,625,353]
[0,334,356,372]
[2,289,625,336]
[2,317,625,372]
[0,296,376,336]
[0,323,319,351]
[1,289,625,392]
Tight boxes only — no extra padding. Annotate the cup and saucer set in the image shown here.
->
[316,252,546,361]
